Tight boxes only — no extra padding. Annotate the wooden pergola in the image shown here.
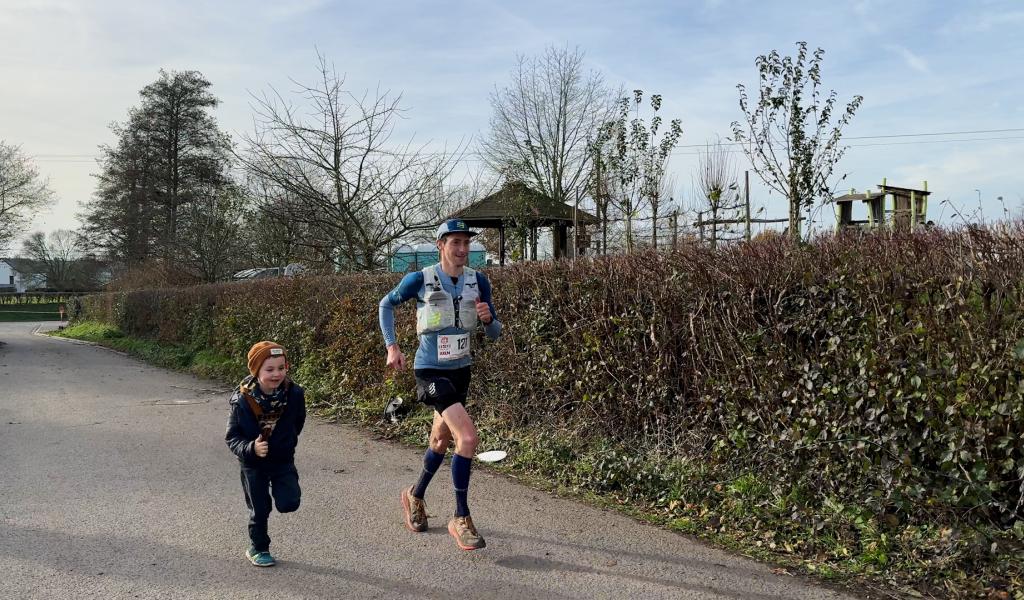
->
[449,182,599,265]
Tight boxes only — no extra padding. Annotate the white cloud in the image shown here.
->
[258,0,333,21]
[940,8,1024,34]
[887,44,929,74]
[851,0,883,34]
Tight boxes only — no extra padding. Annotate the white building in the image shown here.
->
[0,258,45,293]
[1,258,22,292]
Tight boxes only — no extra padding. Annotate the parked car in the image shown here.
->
[232,263,306,280]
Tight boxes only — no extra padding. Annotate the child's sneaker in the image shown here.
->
[448,515,486,550]
[246,547,276,567]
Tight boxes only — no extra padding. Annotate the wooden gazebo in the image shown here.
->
[449,182,599,265]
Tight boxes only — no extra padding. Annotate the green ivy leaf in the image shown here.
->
[1013,339,1024,360]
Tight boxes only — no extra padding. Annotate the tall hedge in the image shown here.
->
[81,227,1024,590]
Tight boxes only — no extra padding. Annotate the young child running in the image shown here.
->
[225,341,307,566]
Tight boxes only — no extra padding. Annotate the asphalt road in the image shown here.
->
[0,322,863,600]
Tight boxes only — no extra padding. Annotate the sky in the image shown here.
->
[2,0,1023,248]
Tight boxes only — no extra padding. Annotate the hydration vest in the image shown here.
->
[415,265,480,335]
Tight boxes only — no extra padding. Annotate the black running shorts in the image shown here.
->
[414,367,471,413]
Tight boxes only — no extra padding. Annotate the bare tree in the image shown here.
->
[242,178,320,270]
[177,187,247,282]
[237,53,463,271]
[482,46,614,207]
[654,174,681,249]
[19,230,96,291]
[694,141,741,248]
[732,42,863,242]
[0,142,54,252]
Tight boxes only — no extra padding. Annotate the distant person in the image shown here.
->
[379,219,502,550]
[225,341,307,566]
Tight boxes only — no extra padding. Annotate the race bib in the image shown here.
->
[437,334,470,361]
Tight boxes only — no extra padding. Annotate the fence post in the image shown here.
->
[744,171,751,241]
[671,209,679,250]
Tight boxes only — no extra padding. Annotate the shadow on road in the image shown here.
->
[1,522,467,598]
[488,530,795,600]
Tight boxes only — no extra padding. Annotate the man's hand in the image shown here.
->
[386,344,407,371]
[254,433,269,458]
[475,299,492,325]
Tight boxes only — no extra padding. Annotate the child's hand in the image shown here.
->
[254,434,269,458]
[475,299,492,324]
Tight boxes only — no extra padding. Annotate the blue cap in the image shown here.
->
[435,219,478,240]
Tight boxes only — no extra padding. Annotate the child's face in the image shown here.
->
[257,356,288,392]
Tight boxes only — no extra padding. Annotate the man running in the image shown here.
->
[378,219,502,550]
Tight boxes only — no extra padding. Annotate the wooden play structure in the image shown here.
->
[834,179,932,231]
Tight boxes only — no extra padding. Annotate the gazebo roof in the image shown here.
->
[450,181,599,228]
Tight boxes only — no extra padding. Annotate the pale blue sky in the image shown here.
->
[3,0,1023,241]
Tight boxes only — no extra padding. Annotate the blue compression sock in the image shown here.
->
[451,453,472,517]
[412,448,445,499]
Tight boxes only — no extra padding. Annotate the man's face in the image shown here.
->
[438,233,472,266]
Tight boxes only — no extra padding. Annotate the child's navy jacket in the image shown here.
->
[225,380,306,467]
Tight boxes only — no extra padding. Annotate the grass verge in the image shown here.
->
[0,302,63,321]
[53,321,245,381]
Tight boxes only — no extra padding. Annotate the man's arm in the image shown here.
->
[379,272,424,370]
[378,272,424,347]
[477,274,502,340]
